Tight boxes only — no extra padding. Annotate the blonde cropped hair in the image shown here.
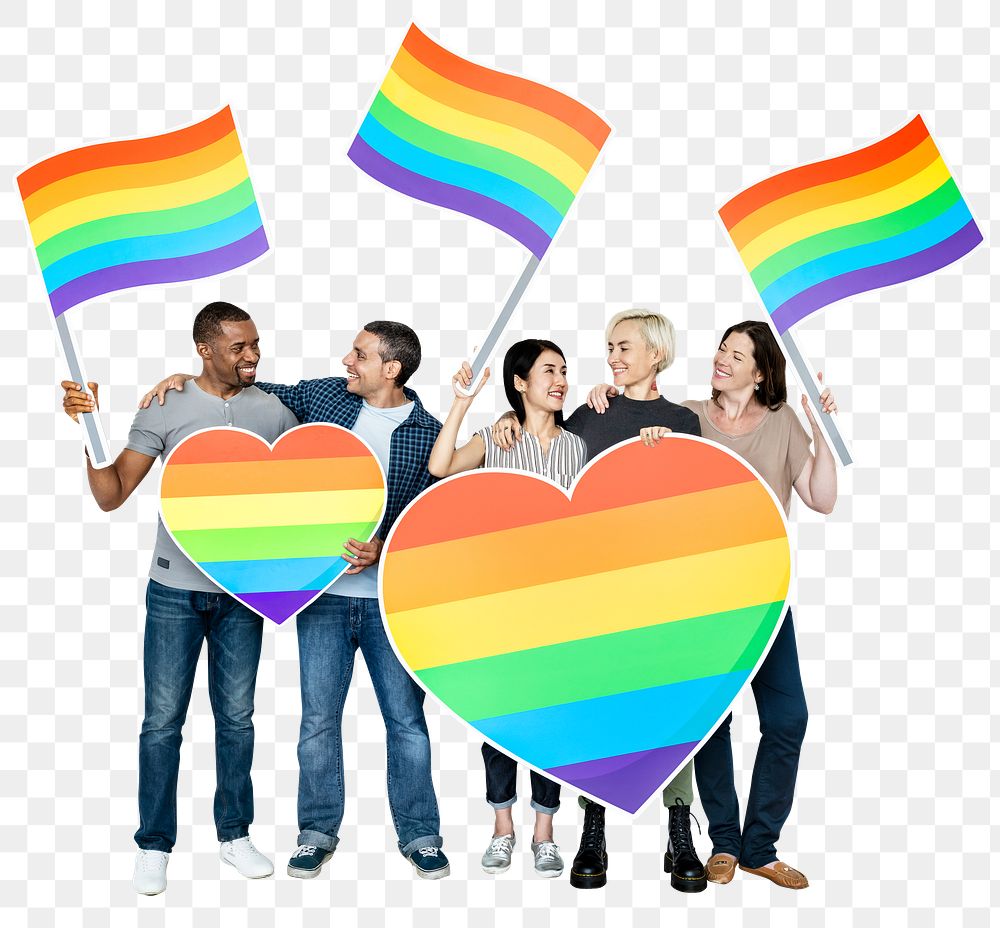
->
[605,309,676,374]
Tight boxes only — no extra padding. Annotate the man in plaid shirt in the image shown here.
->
[144,321,448,881]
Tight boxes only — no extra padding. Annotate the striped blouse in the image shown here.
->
[475,426,587,489]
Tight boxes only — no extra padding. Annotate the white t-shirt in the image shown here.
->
[329,399,414,600]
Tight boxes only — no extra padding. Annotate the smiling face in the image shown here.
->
[342,329,394,397]
[607,319,659,391]
[514,349,569,415]
[711,331,762,395]
[200,319,260,389]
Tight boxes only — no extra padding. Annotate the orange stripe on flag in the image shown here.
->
[23,131,245,224]
[387,440,756,551]
[17,107,238,200]
[161,456,385,498]
[719,115,930,230]
[402,25,610,151]
[382,481,786,614]
[166,426,375,466]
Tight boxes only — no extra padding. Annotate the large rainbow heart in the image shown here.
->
[160,424,386,624]
[379,436,791,813]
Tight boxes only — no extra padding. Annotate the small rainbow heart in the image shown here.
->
[160,424,386,624]
[380,437,791,813]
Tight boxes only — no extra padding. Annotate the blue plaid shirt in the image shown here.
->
[255,377,441,539]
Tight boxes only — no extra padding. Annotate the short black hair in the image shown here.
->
[363,320,421,387]
[192,302,251,345]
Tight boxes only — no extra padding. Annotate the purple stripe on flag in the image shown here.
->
[770,219,983,334]
[49,225,269,316]
[348,136,551,259]
[238,589,321,625]
[546,742,699,814]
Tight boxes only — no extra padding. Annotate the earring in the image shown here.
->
[754,383,760,392]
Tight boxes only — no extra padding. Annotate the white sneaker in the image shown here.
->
[133,849,169,895]
[220,836,274,879]
[481,833,516,873]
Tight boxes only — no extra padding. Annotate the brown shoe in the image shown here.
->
[705,854,737,884]
[739,861,809,889]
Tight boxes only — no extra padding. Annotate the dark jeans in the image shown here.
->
[694,609,808,869]
[295,594,442,857]
[135,579,263,852]
[482,743,561,814]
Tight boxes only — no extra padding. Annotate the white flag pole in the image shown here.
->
[52,313,112,468]
[462,255,542,392]
[778,326,853,467]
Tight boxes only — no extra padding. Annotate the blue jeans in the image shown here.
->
[135,579,263,852]
[295,594,442,856]
[693,609,808,869]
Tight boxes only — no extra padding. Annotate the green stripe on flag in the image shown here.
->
[417,600,785,722]
[750,179,962,290]
[369,92,575,216]
[36,179,258,269]
[172,520,378,563]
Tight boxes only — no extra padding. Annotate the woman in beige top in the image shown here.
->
[589,319,837,890]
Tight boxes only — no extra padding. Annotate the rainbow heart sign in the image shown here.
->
[379,436,791,813]
[160,424,386,625]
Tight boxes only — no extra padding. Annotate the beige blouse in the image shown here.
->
[681,399,811,515]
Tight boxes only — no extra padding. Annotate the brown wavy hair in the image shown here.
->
[710,320,786,411]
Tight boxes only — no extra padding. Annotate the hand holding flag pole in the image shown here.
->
[719,115,982,468]
[347,24,611,387]
[17,106,270,470]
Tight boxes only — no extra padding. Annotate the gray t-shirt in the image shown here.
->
[125,380,299,592]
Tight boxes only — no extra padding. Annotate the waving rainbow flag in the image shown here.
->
[720,116,982,333]
[348,24,611,259]
[17,106,268,316]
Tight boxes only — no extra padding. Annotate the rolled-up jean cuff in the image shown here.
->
[296,829,339,853]
[217,828,250,843]
[530,799,560,815]
[487,796,517,810]
[400,834,444,857]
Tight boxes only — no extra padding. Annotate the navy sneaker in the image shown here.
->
[286,844,334,879]
[407,846,450,880]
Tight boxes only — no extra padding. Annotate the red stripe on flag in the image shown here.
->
[719,115,931,230]
[17,107,238,200]
[401,25,611,151]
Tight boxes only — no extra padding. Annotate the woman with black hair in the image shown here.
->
[490,310,707,893]
[428,338,587,879]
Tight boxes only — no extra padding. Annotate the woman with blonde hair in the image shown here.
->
[490,309,705,891]
[590,319,838,890]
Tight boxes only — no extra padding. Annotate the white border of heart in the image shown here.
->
[158,422,387,624]
[377,434,794,817]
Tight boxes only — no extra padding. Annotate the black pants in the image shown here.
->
[482,743,561,814]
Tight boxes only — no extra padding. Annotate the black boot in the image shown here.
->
[663,798,707,892]
[570,802,608,889]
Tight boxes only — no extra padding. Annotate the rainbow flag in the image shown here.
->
[720,115,982,333]
[17,106,268,316]
[381,438,791,812]
[348,24,611,259]
[160,425,386,625]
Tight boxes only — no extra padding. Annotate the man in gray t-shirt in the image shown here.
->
[60,302,296,896]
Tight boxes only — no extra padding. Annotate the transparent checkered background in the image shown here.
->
[0,1,996,925]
